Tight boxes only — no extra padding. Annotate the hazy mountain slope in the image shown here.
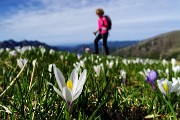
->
[0,39,58,50]
[114,30,180,60]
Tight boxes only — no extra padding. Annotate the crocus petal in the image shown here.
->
[48,64,53,72]
[75,69,87,94]
[171,58,176,67]
[71,69,78,95]
[72,86,83,102]
[152,84,156,90]
[145,76,150,82]
[170,80,179,93]
[53,65,66,91]
[32,59,37,67]
[17,59,23,69]
[94,65,101,76]
[62,87,73,103]
[47,82,64,98]
[145,71,158,90]
[166,80,172,94]
[148,71,157,81]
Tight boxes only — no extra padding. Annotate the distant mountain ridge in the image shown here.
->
[0,39,139,54]
[0,39,58,50]
[114,30,180,60]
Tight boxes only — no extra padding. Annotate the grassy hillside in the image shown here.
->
[114,30,180,60]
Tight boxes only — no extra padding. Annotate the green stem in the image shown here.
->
[163,98,177,120]
[148,91,157,113]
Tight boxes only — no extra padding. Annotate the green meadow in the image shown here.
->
[0,47,179,120]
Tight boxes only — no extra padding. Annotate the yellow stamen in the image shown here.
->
[67,80,73,91]
[163,82,168,92]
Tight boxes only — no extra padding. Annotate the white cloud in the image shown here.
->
[0,0,180,45]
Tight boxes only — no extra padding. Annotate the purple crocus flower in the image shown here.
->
[77,53,82,59]
[145,70,158,90]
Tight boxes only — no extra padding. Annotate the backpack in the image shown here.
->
[104,15,112,30]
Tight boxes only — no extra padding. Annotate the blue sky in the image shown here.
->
[0,0,180,46]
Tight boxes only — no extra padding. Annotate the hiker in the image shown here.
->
[93,8,110,55]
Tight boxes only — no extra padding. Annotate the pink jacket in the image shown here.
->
[98,16,108,34]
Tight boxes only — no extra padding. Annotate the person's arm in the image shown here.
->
[93,18,101,35]
[93,29,99,35]
[103,17,108,28]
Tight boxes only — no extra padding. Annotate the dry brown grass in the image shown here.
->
[177,61,180,65]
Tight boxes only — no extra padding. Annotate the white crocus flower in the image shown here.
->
[106,60,114,69]
[95,60,98,64]
[119,70,126,80]
[73,62,81,73]
[28,46,32,51]
[162,59,168,66]
[0,49,4,53]
[21,46,30,54]
[119,70,127,85]
[80,60,85,68]
[48,65,87,107]
[48,64,53,78]
[171,58,176,67]
[139,68,151,79]
[172,77,180,96]
[172,65,180,75]
[94,65,101,76]
[49,49,55,55]
[165,68,169,79]
[85,47,90,53]
[122,59,127,65]
[15,47,22,54]
[6,48,10,52]
[100,63,104,71]
[16,46,29,54]
[60,55,64,61]
[157,79,172,96]
[40,46,46,55]
[83,57,87,62]
[32,59,37,67]
[17,58,28,69]
[9,50,17,57]
[127,60,131,64]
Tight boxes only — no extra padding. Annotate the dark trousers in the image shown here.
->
[94,33,109,55]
